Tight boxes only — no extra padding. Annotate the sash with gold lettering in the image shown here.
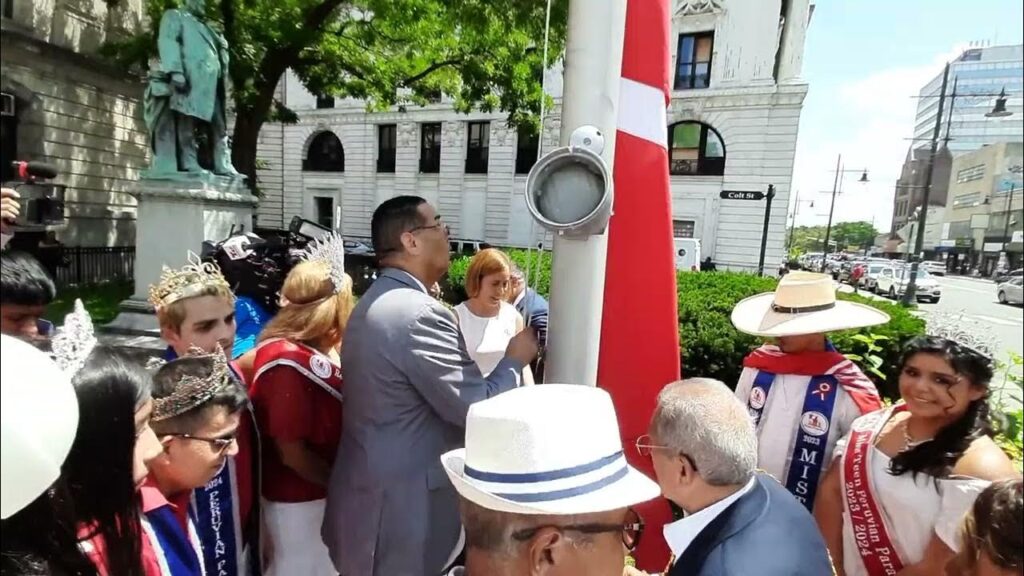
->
[841,405,905,576]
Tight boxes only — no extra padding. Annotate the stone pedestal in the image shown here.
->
[104,177,257,336]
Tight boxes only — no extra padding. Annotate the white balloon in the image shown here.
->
[1,334,79,519]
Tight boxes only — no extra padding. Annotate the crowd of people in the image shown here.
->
[1,189,1022,576]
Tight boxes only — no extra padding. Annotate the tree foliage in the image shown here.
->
[103,0,568,187]
[788,221,880,253]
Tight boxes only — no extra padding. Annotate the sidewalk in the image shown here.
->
[944,273,995,284]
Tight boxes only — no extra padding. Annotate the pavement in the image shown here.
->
[849,275,1024,409]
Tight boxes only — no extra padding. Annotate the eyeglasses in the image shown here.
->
[511,507,644,552]
[635,435,700,472]
[165,432,237,453]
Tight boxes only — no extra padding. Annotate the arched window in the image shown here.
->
[303,131,345,172]
[668,121,725,176]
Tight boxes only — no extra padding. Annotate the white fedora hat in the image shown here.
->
[731,271,890,338]
[1,335,79,519]
[441,385,661,515]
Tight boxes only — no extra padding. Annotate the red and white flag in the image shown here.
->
[598,0,679,570]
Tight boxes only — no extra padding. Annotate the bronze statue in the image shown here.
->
[143,0,242,180]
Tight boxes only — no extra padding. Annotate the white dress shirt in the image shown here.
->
[663,476,757,560]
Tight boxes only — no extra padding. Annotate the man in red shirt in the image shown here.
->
[145,351,249,575]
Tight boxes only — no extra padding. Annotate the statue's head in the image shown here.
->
[183,0,205,14]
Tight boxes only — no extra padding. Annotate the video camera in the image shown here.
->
[3,162,66,228]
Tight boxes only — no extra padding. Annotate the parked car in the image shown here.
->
[862,263,889,293]
[448,238,489,255]
[994,268,1023,284]
[997,277,1024,305]
[876,266,942,303]
[921,261,946,276]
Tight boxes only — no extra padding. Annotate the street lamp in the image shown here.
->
[986,88,1012,118]
[786,191,815,253]
[820,154,869,272]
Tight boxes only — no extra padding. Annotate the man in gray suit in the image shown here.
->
[324,196,538,576]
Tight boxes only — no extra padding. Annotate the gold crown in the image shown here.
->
[148,251,233,310]
[152,345,236,422]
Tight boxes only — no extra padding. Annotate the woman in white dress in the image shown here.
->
[814,336,1018,576]
[455,249,533,383]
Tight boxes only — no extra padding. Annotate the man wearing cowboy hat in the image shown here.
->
[441,384,661,576]
[730,271,889,511]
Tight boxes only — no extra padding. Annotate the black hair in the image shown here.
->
[0,484,97,576]
[0,251,57,306]
[61,347,151,576]
[889,336,994,479]
[370,195,427,258]
[149,356,248,434]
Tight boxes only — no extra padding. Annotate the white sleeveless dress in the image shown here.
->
[454,301,524,378]
[834,417,989,576]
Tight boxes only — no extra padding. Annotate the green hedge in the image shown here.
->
[446,251,925,398]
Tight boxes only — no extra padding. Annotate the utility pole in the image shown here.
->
[540,0,626,385]
[902,62,950,306]
[821,154,842,272]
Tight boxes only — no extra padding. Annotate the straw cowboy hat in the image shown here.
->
[441,385,660,515]
[731,271,890,338]
[1,335,79,519]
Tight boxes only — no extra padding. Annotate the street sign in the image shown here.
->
[720,190,765,200]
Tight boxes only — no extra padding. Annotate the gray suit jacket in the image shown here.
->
[323,268,523,576]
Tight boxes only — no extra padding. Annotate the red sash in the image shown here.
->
[252,339,343,402]
[842,405,905,575]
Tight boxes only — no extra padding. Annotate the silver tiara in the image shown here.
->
[52,299,98,376]
[301,233,346,294]
[926,312,998,360]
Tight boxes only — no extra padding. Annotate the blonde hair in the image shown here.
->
[465,249,512,299]
[259,261,354,350]
[156,284,235,331]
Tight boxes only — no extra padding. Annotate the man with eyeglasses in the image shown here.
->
[440,384,661,576]
[629,378,832,576]
[144,352,249,576]
[325,195,539,576]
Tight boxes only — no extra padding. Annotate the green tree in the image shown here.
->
[103,0,568,187]
[831,221,879,251]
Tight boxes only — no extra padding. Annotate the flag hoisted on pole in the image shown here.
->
[599,0,679,570]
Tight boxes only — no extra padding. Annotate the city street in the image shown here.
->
[853,275,1024,408]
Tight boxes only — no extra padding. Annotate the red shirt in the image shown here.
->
[250,340,343,502]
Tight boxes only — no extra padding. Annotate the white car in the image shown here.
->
[997,277,1024,305]
[863,263,889,293]
[921,261,946,276]
[876,266,942,303]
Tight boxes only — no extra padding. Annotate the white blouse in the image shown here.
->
[834,430,989,576]
[454,301,522,377]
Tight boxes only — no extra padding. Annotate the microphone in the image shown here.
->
[12,161,59,180]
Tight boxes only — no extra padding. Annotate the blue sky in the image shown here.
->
[790,0,1024,231]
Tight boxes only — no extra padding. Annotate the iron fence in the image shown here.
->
[50,246,135,287]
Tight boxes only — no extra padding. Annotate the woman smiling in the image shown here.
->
[814,336,1020,576]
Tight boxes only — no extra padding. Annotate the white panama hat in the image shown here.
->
[1,334,79,519]
[441,384,661,515]
[731,271,890,338]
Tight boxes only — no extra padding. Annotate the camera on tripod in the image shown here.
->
[3,161,66,228]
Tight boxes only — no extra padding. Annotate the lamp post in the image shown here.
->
[819,154,869,272]
[1002,165,1024,267]
[786,191,814,253]
[902,64,1016,305]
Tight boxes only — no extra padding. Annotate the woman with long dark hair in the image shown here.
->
[815,335,1019,576]
[52,300,162,575]
[66,348,163,576]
